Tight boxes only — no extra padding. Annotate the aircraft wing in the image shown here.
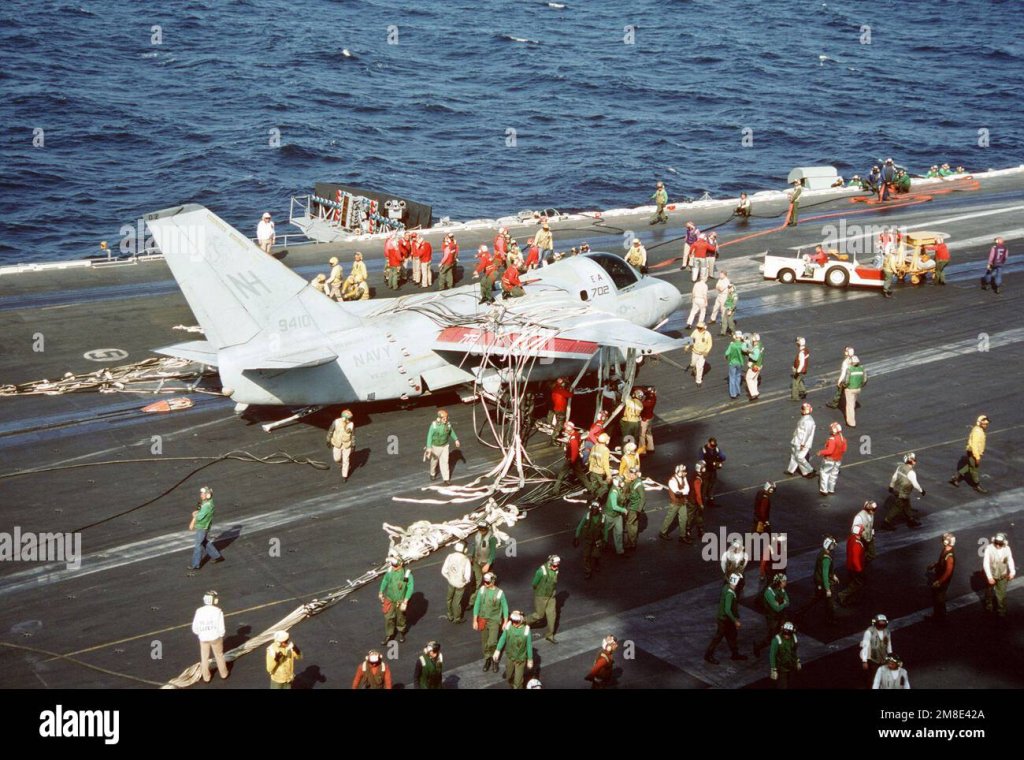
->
[431,315,687,360]
[154,340,219,365]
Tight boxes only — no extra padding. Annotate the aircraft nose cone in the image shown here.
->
[660,282,684,317]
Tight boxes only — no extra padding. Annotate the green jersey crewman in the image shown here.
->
[467,524,498,607]
[379,555,414,645]
[493,610,534,689]
[754,573,790,657]
[413,640,444,689]
[526,555,560,643]
[473,572,508,671]
[704,573,748,664]
[603,476,628,556]
[769,621,800,689]
[650,181,668,224]
[574,501,605,578]
[425,408,460,485]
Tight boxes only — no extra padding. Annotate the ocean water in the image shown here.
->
[1,0,1022,262]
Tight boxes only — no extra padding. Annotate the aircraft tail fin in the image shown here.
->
[145,204,361,351]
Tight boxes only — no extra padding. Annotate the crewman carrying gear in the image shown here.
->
[473,572,508,671]
[378,555,414,645]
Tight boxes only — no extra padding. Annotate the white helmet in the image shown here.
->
[453,542,466,554]
[830,421,843,433]
[763,481,776,492]
[694,461,706,474]
[823,535,837,551]
[801,402,813,414]
[796,337,806,346]
[728,573,742,588]
[624,442,637,454]
[675,464,687,476]
[203,590,219,606]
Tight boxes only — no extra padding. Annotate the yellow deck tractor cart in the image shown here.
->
[894,231,945,285]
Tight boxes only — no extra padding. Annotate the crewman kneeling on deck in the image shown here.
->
[501,263,524,298]
[342,272,370,301]
[895,169,911,194]
[311,273,329,295]
[735,192,751,219]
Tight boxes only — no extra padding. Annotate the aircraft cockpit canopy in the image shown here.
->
[584,252,640,290]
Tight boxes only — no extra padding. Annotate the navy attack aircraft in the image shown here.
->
[145,204,686,410]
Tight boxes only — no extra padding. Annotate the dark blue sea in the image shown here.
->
[1,0,1022,263]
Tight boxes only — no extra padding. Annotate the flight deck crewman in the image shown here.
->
[527,555,560,643]
[474,572,508,671]
[437,234,458,290]
[327,256,344,300]
[626,238,648,270]
[257,212,275,254]
[350,251,368,282]
[341,273,369,301]
[786,180,803,227]
[493,611,533,689]
[533,221,554,259]
[327,409,356,482]
[501,263,524,298]
[735,192,751,219]
[650,181,668,224]
[425,409,460,485]
[475,246,498,304]
[384,234,404,290]
[266,630,301,689]
[951,414,989,493]
[379,555,414,645]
